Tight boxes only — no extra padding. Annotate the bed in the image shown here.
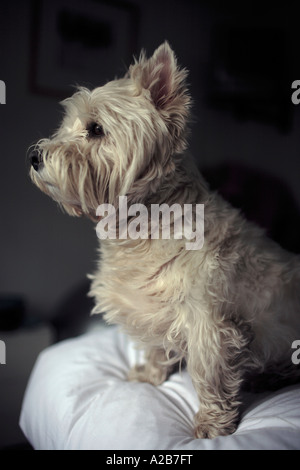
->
[20,325,300,450]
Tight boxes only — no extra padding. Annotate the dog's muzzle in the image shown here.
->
[29,149,43,172]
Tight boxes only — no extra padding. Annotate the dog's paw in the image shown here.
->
[194,423,236,439]
[194,412,238,439]
[128,364,167,386]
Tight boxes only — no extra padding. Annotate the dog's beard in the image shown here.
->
[29,128,172,221]
[30,163,84,217]
[29,141,105,219]
[29,138,145,220]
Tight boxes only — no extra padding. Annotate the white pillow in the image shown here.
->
[20,326,300,450]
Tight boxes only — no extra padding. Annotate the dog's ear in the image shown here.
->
[130,42,189,110]
[129,42,191,152]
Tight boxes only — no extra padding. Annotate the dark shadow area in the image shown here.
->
[202,163,300,254]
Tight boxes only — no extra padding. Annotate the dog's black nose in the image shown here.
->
[30,149,42,171]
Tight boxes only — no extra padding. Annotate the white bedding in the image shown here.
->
[20,326,300,450]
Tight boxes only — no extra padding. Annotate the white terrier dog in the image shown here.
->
[29,42,300,439]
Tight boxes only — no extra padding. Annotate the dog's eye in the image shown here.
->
[88,123,104,137]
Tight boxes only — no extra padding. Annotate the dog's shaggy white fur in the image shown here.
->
[29,42,300,439]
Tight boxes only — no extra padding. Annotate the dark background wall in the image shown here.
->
[0,0,300,321]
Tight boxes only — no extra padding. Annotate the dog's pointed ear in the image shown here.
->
[130,42,190,111]
[129,42,191,153]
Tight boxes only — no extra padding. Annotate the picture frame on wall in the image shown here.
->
[29,0,140,99]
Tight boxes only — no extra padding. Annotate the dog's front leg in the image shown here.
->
[188,320,249,439]
[128,348,171,386]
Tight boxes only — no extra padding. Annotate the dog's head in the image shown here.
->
[29,42,191,219]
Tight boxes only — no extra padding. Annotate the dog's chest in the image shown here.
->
[90,239,205,339]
